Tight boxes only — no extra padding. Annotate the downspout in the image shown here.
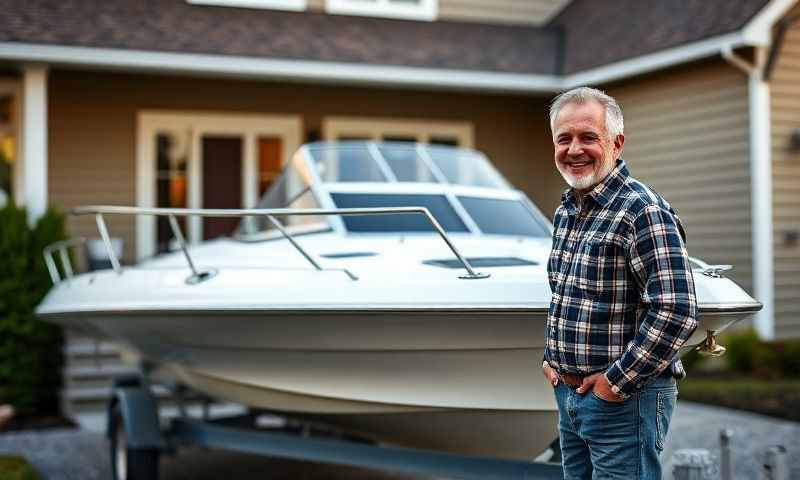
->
[721,46,774,340]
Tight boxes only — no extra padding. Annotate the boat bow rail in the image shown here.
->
[43,205,491,285]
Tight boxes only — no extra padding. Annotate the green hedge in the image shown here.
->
[684,327,800,379]
[0,203,66,415]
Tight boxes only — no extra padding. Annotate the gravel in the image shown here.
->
[1,401,797,479]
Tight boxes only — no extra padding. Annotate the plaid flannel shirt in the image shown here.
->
[545,158,698,396]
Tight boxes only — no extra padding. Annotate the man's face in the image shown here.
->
[552,100,624,194]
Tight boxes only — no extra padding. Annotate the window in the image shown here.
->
[155,130,190,253]
[326,0,437,21]
[186,0,306,11]
[457,197,549,238]
[330,193,468,233]
[0,94,16,207]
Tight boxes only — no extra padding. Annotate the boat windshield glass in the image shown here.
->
[457,196,550,237]
[237,155,325,236]
[308,145,388,183]
[308,143,508,188]
[426,145,508,189]
[330,193,469,233]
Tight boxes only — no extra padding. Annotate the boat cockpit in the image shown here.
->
[236,142,552,241]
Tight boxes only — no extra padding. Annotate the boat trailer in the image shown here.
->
[106,375,563,480]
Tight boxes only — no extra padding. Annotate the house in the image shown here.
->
[0,0,798,343]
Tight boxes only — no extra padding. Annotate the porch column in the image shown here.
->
[749,48,774,340]
[21,63,48,225]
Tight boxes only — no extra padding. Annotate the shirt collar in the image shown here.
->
[560,158,629,214]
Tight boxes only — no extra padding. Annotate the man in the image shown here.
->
[542,87,698,479]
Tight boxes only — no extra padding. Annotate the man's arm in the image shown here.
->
[604,204,698,396]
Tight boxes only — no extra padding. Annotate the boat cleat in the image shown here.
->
[696,330,726,357]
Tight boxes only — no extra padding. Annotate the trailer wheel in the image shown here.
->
[109,404,160,480]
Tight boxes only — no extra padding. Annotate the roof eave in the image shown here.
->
[0,0,794,94]
[0,41,561,94]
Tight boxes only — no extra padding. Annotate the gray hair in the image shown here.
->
[549,87,624,139]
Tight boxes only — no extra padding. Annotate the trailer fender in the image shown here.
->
[106,378,166,450]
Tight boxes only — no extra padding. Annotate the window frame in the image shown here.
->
[322,116,473,148]
[326,0,438,21]
[186,0,306,12]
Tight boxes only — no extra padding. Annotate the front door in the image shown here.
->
[201,135,242,240]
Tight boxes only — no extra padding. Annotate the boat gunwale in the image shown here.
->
[36,302,763,318]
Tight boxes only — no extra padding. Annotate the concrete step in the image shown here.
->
[64,340,122,358]
[65,364,139,380]
[66,355,127,370]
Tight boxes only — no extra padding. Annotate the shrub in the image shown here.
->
[723,328,761,373]
[0,456,40,480]
[0,203,66,415]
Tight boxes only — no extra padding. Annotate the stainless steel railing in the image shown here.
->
[44,205,490,285]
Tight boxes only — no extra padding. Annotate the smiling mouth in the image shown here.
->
[564,160,593,172]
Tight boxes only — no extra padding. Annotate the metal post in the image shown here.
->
[671,449,717,480]
[265,215,324,272]
[58,247,74,279]
[167,214,200,279]
[763,446,788,480]
[421,209,488,279]
[720,429,733,480]
[43,251,61,284]
[95,213,122,274]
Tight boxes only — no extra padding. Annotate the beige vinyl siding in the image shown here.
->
[47,70,556,264]
[608,60,753,297]
[48,98,136,268]
[770,16,800,339]
[307,0,569,25]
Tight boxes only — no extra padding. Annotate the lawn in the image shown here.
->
[0,456,40,480]
[678,377,800,422]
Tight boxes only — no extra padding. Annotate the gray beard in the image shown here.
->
[562,159,616,193]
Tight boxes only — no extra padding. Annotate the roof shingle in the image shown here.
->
[551,0,771,74]
[0,0,561,74]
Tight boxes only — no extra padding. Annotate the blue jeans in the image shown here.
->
[552,373,677,480]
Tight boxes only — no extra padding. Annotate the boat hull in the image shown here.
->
[41,304,758,460]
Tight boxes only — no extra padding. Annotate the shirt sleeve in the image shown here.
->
[604,204,698,395]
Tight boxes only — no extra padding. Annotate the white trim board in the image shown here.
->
[186,0,307,11]
[0,34,776,95]
[326,0,438,21]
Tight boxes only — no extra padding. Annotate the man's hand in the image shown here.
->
[575,372,625,402]
[542,361,559,386]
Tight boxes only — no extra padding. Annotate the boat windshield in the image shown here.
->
[307,143,509,188]
[238,142,551,238]
[236,152,326,237]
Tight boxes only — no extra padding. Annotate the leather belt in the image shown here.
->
[559,372,587,389]
[557,360,685,390]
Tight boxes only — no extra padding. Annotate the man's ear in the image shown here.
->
[614,133,625,156]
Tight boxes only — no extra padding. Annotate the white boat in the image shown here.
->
[36,142,760,460]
